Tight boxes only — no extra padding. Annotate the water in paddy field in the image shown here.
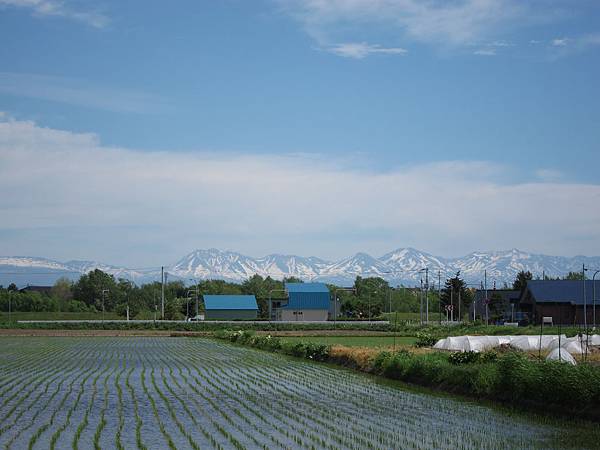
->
[0,337,596,450]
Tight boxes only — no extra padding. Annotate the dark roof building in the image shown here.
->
[19,285,53,294]
[520,280,600,325]
[203,295,258,320]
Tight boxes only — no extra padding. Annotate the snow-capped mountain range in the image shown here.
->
[1,248,599,288]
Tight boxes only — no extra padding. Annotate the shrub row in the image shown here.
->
[367,350,600,419]
[214,330,331,361]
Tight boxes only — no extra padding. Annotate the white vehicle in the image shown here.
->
[186,314,205,322]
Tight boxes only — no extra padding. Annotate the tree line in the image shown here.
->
[0,268,583,320]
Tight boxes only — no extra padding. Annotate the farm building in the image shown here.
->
[519,280,600,325]
[203,295,258,320]
[19,285,53,294]
[274,283,331,321]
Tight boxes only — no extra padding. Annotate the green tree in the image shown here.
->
[198,279,243,295]
[339,277,388,318]
[283,276,303,284]
[512,271,532,290]
[241,275,282,318]
[72,269,117,311]
[488,292,506,321]
[564,271,584,280]
[164,297,183,320]
[440,272,472,320]
[51,277,73,302]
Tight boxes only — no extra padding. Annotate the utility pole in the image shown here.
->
[153,290,157,323]
[484,270,488,326]
[195,282,199,317]
[438,270,442,324]
[161,266,165,320]
[583,264,587,329]
[473,282,478,322]
[593,270,599,329]
[425,268,429,323]
[419,279,423,324]
[450,286,454,322]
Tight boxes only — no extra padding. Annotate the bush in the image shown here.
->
[480,350,498,363]
[214,331,330,361]
[371,351,392,374]
[414,331,436,347]
[449,351,480,365]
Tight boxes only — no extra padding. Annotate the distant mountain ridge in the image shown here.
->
[1,248,599,287]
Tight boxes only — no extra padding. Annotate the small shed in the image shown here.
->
[203,295,258,320]
[278,283,331,321]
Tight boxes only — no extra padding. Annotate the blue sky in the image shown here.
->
[1,0,600,266]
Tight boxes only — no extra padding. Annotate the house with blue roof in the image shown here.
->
[520,280,600,325]
[203,295,258,320]
[273,282,331,321]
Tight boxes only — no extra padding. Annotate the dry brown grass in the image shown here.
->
[328,345,378,370]
[327,344,432,371]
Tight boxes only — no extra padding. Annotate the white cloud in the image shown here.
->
[548,33,600,58]
[473,49,496,56]
[327,42,407,59]
[278,0,563,51]
[488,40,512,47]
[0,72,169,114]
[0,0,108,27]
[552,38,568,46]
[1,117,599,262]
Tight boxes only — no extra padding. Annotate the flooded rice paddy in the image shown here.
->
[0,337,595,449]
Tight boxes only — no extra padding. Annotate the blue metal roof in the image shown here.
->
[203,295,258,310]
[524,280,600,305]
[285,283,330,293]
[283,283,330,310]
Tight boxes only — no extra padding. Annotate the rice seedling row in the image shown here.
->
[0,337,593,450]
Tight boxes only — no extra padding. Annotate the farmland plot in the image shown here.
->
[0,337,592,449]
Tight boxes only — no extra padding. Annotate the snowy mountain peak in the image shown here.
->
[2,248,599,287]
